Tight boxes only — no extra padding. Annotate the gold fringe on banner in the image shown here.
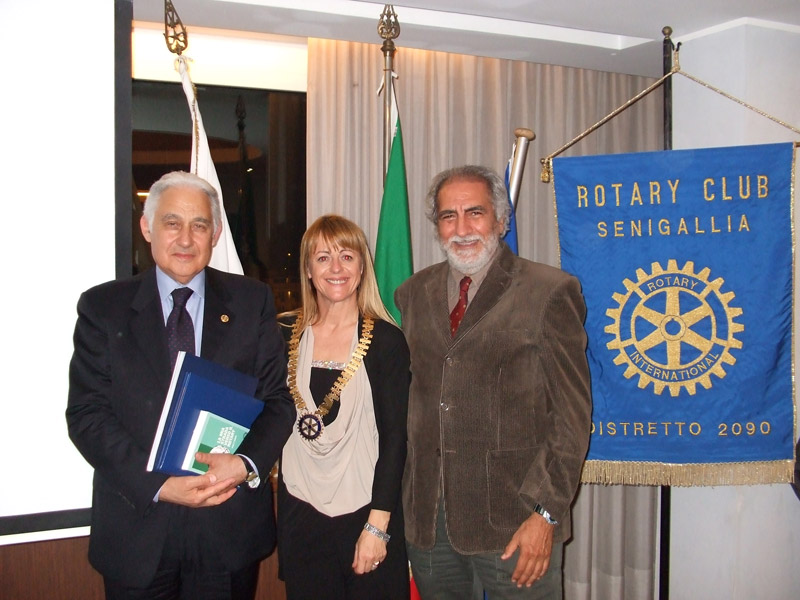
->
[581,459,795,487]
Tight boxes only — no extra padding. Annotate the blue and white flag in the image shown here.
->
[503,159,518,254]
[553,143,796,486]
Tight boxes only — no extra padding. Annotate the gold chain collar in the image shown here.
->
[287,311,374,439]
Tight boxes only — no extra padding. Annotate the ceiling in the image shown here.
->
[133,0,800,77]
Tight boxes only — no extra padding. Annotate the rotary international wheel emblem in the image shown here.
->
[605,260,743,396]
[298,413,323,440]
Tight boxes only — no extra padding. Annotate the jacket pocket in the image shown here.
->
[486,446,539,530]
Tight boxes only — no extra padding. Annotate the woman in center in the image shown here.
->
[277,215,410,599]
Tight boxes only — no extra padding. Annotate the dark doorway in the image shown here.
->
[131,79,306,313]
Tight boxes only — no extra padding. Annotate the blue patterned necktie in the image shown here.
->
[167,287,195,368]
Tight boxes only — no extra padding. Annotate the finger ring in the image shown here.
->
[372,561,380,568]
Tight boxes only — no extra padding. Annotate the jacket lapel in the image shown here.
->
[130,269,171,386]
[201,268,234,363]
[452,244,516,342]
[424,263,454,347]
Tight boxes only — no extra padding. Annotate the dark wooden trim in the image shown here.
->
[1,536,285,600]
[1,536,104,600]
[0,508,91,536]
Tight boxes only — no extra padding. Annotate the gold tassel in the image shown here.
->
[580,459,795,487]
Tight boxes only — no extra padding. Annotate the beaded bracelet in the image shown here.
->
[363,522,391,542]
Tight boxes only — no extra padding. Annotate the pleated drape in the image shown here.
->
[308,37,664,600]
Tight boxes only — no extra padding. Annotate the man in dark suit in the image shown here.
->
[395,165,592,599]
[67,171,295,599]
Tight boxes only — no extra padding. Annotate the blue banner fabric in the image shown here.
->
[553,143,796,486]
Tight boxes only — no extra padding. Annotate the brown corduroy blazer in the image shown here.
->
[395,243,592,552]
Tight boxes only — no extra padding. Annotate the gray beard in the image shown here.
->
[440,233,499,275]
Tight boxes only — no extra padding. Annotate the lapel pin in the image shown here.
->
[220,314,230,323]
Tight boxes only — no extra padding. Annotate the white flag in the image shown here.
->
[176,57,244,275]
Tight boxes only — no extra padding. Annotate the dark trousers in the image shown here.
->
[103,563,259,600]
[407,502,563,600]
[277,480,410,600]
[103,507,260,600]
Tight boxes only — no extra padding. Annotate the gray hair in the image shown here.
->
[425,165,510,236]
[143,171,222,236]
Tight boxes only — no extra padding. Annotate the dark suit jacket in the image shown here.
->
[395,244,592,552]
[66,267,295,587]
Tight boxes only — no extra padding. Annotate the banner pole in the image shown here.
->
[662,26,673,151]
[659,25,675,600]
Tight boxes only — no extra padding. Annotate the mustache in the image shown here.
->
[443,234,485,248]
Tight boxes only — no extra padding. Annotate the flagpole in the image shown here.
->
[163,0,244,275]
[378,5,401,179]
[507,127,535,209]
[374,5,412,330]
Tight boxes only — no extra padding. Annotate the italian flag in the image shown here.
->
[374,88,412,323]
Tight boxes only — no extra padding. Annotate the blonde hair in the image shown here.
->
[288,215,395,329]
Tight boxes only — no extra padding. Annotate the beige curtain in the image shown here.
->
[308,38,663,599]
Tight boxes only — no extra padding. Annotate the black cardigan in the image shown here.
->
[280,315,410,511]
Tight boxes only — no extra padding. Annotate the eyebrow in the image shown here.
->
[437,205,488,217]
[314,245,356,254]
[159,213,212,225]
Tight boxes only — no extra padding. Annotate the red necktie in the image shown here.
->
[167,287,195,368]
[449,276,472,337]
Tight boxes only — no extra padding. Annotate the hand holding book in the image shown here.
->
[157,470,239,508]
[147,352,264,477]
[192,451,249,488]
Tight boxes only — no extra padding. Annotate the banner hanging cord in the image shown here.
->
[174,56,201,175]
[540,46,800,183]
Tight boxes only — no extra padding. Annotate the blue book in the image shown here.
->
[146,352,262,476]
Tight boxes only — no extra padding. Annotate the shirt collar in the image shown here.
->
[155,266,206,303]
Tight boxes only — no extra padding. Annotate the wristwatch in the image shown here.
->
[239,455,260,489]
[533,503,558,525]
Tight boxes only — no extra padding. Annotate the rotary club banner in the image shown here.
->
[552,143,796,486]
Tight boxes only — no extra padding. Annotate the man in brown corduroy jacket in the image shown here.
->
[396,165,592,599]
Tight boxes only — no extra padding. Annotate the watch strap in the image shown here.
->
[533,503,558,525]
[238,455,260,489]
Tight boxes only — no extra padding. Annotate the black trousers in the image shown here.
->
[277,480,410,600]
[103,506,260,600]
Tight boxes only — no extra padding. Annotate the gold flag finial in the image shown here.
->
[164,0,188,55]
[378,4,400,41]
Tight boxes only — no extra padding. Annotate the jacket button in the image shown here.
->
[440,402,449,411]
[446,357,454,366]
